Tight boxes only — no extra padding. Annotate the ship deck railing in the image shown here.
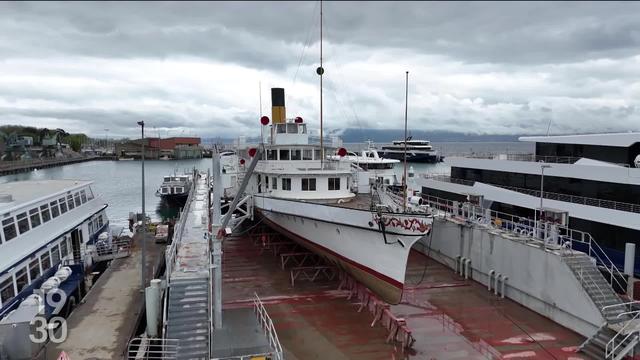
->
[423,174,640,214]
[421,193,628,297]
[164,179,195,282]
[447,152,631,167]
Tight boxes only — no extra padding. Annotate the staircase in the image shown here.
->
[564,253,640,359]
[166,277,210,360]
[563,253,625,322]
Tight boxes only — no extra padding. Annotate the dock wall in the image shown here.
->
[417,215,604,338]
[0,156,116,176]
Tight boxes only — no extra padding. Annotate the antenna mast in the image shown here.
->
[403,71,409,212]
[317,0,324,167]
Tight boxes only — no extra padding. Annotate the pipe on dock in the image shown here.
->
[488,270,495,291]
[501,276,508,299]
[495,274,502,296]
[455,255,462,275]
[625,243,636,277]
[464,259,472,279]
[145,279,162,337]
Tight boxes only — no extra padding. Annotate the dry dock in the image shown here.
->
[42,233,163,360]
[222,228,587,359]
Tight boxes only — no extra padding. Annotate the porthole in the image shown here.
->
[368,221,374,227]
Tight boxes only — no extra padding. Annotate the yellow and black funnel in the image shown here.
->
[271,88,286,124]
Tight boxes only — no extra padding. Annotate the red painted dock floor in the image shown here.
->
[222,232,588,359]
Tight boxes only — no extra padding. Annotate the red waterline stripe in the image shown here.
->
[258,210,403,289]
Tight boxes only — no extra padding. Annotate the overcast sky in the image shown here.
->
[1,1,639,139]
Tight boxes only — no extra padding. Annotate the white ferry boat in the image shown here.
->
[329,144,400,193]
[244,88,433,304]
[419,132,640,274]
[0,180,109,320]
[156,174,192,202]
[381,139,443,163]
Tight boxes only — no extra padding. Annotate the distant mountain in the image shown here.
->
[335,128,522,143]
[202,128,525,145]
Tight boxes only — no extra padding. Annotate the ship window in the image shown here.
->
[176,187,184,194]
[60,239,68,258]
[314,149,321,161]
[87,188,94,200]
[276,124,286,133]
[80,190,87,203]
[302,178,316,191]
[279,149,290,160]
[50,200,60,218]
[0,277,15,305]
[74,192,81,207]
[164,176,171,182]
[98,215,104,228]
[16,212,29,234]
[40,205,51,223]
[67,194,75,210]
[291,149,302,160]
[329,177,341,190]
[303,149,312,160]
[282,178,291,191]
[267,150,277,160]
[59,198,68,213]
[15,267,28,292]
[29,208,41,228]
[265,177,269,189]
[51,245,60,264]
[40,252,51,271]
[272,177,277,190]
[2,218,17,241]
[29,258,40,282]
[287,123,297,134]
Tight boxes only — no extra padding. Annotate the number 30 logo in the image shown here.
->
[29,289,69,344]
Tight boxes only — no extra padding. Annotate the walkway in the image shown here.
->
[42,233,163,360]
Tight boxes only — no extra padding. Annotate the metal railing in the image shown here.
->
[447,152,632,167]
[253,292,284,360]
[127,337,179,359]
[164,182,196,281]
[604,306,640,359]
[94,236,132,261]
[424,174,640,214]
[420,193,627,296]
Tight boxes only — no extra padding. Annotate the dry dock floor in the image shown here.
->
[223,233,588,360]
[42,234,163,360]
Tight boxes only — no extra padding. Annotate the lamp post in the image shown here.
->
[137,121,146,290]
[536,164,552,238]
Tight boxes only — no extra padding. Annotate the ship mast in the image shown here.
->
[403,71,409,212]
[317,0,324,167]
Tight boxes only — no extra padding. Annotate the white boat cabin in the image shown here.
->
[249,120,355,202]
[0,180,108,313]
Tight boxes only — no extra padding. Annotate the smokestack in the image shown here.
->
[271,88,286,124]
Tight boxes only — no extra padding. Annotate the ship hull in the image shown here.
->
[254,195,432,304]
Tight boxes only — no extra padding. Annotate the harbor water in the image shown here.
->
[0,141,532,227]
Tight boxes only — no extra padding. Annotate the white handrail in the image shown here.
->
[420,193,627,297]
[252,292,284,360]
[606,310,640,358]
